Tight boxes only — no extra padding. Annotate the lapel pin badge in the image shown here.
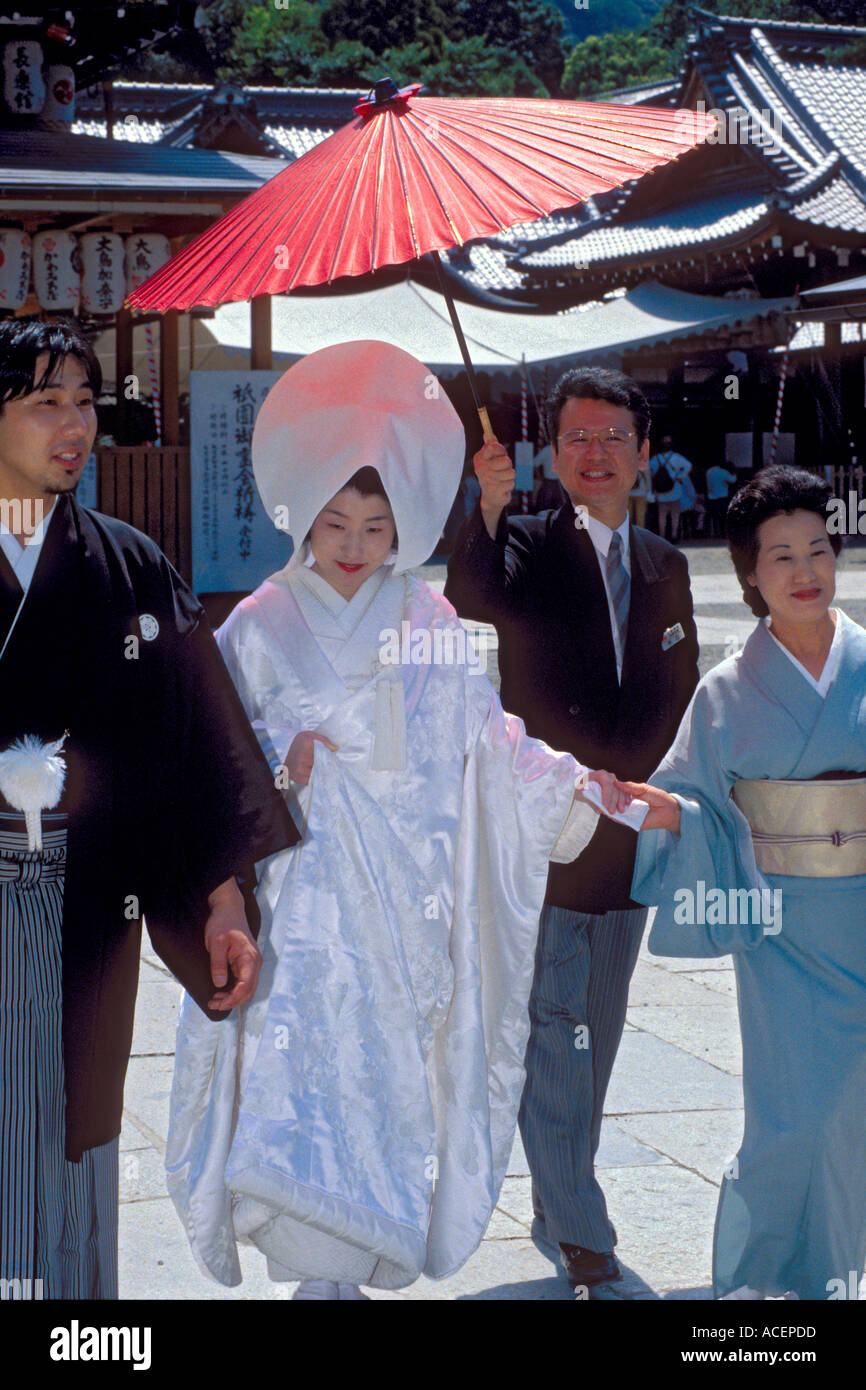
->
[661,622,684,651]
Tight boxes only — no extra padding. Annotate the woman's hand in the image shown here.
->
[286,730,338,786]
[576,769,634,817]
[614,780,681,834]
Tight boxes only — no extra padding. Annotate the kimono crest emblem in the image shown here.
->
[138,614,159,641]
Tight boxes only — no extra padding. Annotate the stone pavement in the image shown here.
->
[117,542,866,1301]
[119,934,741,1301]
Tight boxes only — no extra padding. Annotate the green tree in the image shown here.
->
[562,31,673,98]
[455,0,568,90]
[320,0,459,57]
[373,35,548,96]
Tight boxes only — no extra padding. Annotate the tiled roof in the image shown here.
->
[766,49,866,186]
[790,173,866,233]
[73,82,365,161]
[595,81,679,107]
[515,193,770,271]
[509,16,866,291]
[0,129,283,192]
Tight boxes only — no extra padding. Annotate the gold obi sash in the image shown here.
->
[731,777,866,877]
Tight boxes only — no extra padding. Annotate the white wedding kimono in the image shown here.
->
[166,560,596,1289]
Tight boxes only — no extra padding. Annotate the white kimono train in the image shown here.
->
[166,561,596,1289]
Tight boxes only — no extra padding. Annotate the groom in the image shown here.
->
[0,315,298,1298]
[446,367,699,1296]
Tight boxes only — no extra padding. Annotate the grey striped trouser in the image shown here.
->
[0,813,118,1300]
[518,902,647,1255]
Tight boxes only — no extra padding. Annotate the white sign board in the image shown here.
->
[190,370,292,592]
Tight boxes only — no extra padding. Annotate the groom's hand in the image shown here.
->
[204,877,262,1010]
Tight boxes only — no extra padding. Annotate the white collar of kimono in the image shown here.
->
[579,508,630,564]
[252,340,466,574]
[293,554,393,622]
[0,497,57,594]
[763,608,842,698]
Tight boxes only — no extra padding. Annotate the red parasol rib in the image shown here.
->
[128,90,716,312]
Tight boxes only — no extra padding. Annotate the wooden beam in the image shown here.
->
[115,305,133,446]
[251,295,272,371]
[160,309,180,446]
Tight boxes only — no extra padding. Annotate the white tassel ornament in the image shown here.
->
[0,733,68,851]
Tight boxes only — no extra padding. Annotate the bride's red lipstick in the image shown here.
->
[336,561,365,573]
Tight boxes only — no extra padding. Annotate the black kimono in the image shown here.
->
[0,494,298,1162]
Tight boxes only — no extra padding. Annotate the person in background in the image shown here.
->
[628,460,652,528]
[678,468,698,540]
[445,366,699,1299]
[649,435,693,543]
[706,461,739,538]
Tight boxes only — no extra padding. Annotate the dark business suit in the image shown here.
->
[446,502,699,1254]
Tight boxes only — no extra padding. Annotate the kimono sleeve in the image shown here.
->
[631,677,768,957]
[464,669,597,864]
[144,595,300,1018]
[215,608,301,779]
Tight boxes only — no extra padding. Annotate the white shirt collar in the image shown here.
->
[578,508,630,562]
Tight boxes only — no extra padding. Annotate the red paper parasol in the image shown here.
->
[129,79,715,434]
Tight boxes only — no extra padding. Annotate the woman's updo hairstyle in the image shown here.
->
[727,465,841,618]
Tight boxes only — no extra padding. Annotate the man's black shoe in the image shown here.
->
[559,1242,622,1291]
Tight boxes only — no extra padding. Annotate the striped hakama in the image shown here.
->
[0,811,118,1299]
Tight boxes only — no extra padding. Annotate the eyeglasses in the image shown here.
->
[557,428,637,451]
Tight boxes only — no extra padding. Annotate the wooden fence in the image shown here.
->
[96,446,192,582]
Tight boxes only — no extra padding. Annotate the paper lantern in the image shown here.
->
[80,231,125,315]
[0,228,31,309]
[125,233,171,293]
[33,230,80,311]
[3,40,45,117]
[41,64,75,124]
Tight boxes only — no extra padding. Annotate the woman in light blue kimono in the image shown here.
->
[618,466,866,1301]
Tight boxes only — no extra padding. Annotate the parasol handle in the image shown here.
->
[431,251,495,443]
[477,406,494,443]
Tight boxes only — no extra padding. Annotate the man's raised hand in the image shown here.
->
[475,439,515,538]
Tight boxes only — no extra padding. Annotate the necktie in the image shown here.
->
[606,530,630,657]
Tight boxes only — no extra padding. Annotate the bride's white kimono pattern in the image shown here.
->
[167,561,595,1289]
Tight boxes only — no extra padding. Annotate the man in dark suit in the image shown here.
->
[445,367,699,1297]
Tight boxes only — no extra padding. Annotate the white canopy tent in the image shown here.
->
[93,279,795,397]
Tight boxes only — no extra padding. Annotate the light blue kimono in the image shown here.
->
[632,609,866,1300]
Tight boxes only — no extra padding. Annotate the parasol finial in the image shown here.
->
[354,79,423,117]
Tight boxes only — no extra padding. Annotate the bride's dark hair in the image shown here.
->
[339,467,398,546]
